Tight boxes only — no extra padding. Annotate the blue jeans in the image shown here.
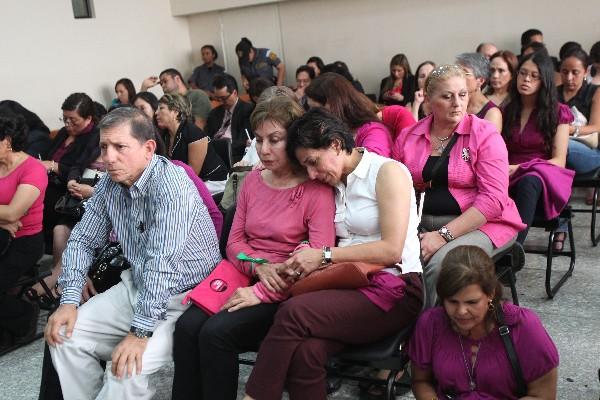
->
[567,139,600,174]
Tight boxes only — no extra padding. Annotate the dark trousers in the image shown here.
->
[510,175,544,243]
[245,272,423,400]
[172,302,279,400]
[0,232,43,335]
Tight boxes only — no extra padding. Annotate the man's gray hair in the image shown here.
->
[98,107,156,143]
[456,52,490,80]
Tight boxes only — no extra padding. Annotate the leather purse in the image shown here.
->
[0,228,11,257]
[87,242,131,293]
[182,259,251,315]
[290,262,385,296]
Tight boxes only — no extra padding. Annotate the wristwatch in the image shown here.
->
[437,226,455,242]
[129,326,153,339]
[322,246,332,265]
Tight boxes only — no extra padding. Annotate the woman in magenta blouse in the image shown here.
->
[172,95,335,400]
[409,245,558,399]
[0,115,48,350]
[306,72,394,157]
[392,64,524,307]
[502,51,574,245]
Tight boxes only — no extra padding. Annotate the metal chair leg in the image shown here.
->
[545,219,576,298]
[592,187,599,246]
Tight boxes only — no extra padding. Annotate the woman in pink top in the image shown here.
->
[0,115,48,350]
[392,64,524,307]
[306,72,394,157]
[409,246,558,399]
[172,95,335,400]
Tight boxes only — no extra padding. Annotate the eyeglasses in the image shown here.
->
[214,92,232,102]
[518,69,540,81]
[59,116,83,126]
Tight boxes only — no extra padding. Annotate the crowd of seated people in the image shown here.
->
[1,28,599,400]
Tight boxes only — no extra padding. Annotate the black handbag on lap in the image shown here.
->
[87,242,131,293]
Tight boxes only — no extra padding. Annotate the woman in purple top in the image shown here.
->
[502,51,574,244]
[306,72,393,157]
[409,245,558,400]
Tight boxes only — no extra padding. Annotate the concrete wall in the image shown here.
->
[0,0,192,129]
[186,0,600,95]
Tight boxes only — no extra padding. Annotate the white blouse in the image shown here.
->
[335,149,422,274]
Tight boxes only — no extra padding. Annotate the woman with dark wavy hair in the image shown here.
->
[502,51,574,244]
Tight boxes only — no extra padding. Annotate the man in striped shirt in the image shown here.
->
[45,107,221,400]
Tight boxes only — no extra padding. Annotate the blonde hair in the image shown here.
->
[424,64,466,97]
[158,93,191,122]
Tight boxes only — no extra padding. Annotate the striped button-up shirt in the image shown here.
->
[59,155,221,331]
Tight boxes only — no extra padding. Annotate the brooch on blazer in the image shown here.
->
[461,147,471,162]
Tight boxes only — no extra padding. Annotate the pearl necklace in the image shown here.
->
[458,334,481,391]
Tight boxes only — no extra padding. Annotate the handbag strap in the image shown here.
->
[494,303,528,397]
[426,133,459,188]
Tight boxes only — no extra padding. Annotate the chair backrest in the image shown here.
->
[219,203,237,258]
[212,138,233,170]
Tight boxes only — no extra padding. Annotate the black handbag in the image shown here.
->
[54,194,86,219]
[0,228,11,257]
[53,174,100,219]
[87,242,131,293]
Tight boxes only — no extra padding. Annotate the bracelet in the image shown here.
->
[574,126,581,137]
[437,225,455,242]
[249,261,255,276]
[50,160,56,173]
[321,246,332,265]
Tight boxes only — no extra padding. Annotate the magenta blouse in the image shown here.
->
[504,103,575,219]
[408,303,559,400]
[392,114,525,248]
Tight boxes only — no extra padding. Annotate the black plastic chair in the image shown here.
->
[524,206,576,298]
[212,138,233,171]
[571,168,600,246]
[219,204,237,258]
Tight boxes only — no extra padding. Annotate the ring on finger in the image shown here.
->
[294,270,301,277]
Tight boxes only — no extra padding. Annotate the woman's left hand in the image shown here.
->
[283,247,323,279]
[221,287,261,312]
[419,231,447,262]
[0,221,22,238]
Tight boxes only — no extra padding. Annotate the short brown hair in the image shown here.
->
[250,95,304,132]
[158,93,191,122]
[436,245,503,302]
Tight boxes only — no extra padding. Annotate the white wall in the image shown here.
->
[185,0,600,95]
[0,0,192,129]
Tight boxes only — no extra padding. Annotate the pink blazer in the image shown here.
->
[392,114,525,247]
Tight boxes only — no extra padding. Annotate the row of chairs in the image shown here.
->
[218,202,522,400]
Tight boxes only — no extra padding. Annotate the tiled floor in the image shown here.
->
[1,198,599,399]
